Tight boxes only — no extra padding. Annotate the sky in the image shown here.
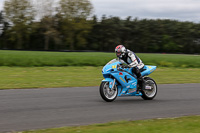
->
[1,0,200,22]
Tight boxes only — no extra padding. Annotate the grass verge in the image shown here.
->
[0,50,200,67]
[22,115,200,133]
[0,67,199,89]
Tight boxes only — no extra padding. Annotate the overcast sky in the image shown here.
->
[1,0,200,22]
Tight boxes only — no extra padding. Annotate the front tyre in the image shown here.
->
[141,77,157,100]
[99,81,118,102]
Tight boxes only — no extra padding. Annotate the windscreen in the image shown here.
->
[106,59,119,65]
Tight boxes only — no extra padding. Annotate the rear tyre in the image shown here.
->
[99,81,118,102]
[141,77,157,100]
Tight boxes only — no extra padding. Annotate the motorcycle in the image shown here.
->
[99,59,157,102]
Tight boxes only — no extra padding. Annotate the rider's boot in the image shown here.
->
[136,77,145,94]
[132,67,145,94]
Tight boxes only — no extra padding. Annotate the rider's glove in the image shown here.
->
[121,64,129,68]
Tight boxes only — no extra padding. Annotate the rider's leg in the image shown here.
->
[132,67,144,93]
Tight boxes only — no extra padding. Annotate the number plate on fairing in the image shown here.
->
[128,88,136,93]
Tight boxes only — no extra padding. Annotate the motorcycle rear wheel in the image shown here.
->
[99,81,118,102]
[141,77,157,100]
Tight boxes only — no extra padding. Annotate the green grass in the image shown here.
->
[138,53,200,68]
[1,51,199,132]
[151,67,200,84]
[22,116,200,133]
[0,50,200,67]
[0,67,199,89]
[0,66,102,89]
[0,50,114,67]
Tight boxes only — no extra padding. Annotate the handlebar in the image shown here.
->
[117,64,129,71]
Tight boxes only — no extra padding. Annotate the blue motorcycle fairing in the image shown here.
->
[141,65,157,76]
[102,76,139,96]
[102,60,139,96]
[102,78,115,89]
[101,59,156,97]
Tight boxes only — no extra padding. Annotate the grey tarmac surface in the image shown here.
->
[0,83,200,132]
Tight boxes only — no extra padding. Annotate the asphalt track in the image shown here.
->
[0,84,200,132]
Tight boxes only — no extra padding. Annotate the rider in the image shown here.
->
[115,45,145,93]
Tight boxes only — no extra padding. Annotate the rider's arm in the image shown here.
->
[118,58,125,64]
[128,53,138,68]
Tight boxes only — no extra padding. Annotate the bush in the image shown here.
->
[0,50,199,68]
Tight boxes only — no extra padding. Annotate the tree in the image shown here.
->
[0,11,4,36]
[4,0,35,49]
[40,16,61,50]
[58,0,93,19]
[32,0,61,50]
[32,0,57,19]
[0,11,9,49]
[57,0,93,50]
[0,11,5,48]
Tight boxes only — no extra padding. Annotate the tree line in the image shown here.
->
[0,0,200,54]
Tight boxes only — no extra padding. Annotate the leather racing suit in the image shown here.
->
[119,49,145,91]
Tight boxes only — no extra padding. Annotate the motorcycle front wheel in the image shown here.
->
[99,81,118,102]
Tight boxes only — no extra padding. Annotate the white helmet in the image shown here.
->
[115,45,126,58]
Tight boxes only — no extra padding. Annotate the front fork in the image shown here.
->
[109,78,116,90]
